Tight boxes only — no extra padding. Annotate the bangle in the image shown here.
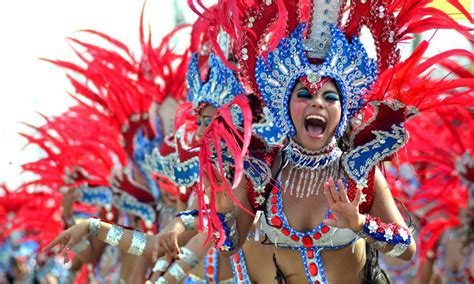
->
[180,215,196,231]
[152,258,170,272]
[168,262,186,281]
[179,247,199,268]
[356,214,411,258]
[145,278,168,284]
[105,225,124,247]
[357,214,411,245]
[128,230,147,255]
[176,210,199,231]
[88,218,101,238]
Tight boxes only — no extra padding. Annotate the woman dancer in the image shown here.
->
[161,0,473,283]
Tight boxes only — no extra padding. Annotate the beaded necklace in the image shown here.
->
[282,138,342,198]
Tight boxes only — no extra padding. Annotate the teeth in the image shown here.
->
[305,114,326,123]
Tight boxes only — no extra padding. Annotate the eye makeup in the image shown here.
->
[296,89,313,99]
[323,92,339,102]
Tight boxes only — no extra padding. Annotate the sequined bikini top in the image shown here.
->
[261,168,357,249]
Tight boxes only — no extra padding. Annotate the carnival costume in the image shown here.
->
[147,45,255,282]
[182,0,474,283]
[13,6,196,283]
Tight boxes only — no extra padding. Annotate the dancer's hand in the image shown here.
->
[322,178,365,232]
[154,219,185,261]
[42,220,89,263]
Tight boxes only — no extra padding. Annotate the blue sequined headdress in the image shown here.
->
[256,24,377,138]
[187,53,245,110]
[186,51,283,144]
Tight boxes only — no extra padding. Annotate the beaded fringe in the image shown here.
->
[284,161,340,198]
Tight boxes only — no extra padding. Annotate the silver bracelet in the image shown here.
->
[145,278,168,284]
[128,230,147,255]
[385,242,409,257]
[179,247,199,268]
[105,225,124,247]
[179,214,196,231]
[155,278,168,284]
[168,262,186,281]
[152,258,170,272]
[71,238,91,253]
[88,218,101,238]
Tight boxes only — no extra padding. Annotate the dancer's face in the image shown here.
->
[195,104,217,142]
[289,79,341,151]
[159,185,178,207]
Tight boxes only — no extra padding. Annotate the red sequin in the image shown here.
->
[307,250,314,258]
[302,236,313,247]
[207,266,214,274]
[272,216,282,228]
[313,232,321,239]
[291,235,300,242]
[309,263,318,276]
[271,196,277,204]
[321,226,330,234]
[271,206,277,214]
[282,228,290,236]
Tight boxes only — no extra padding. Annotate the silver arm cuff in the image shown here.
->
[105,225,124,247]
[145,278,168,284]
[179,214,196,231]
[88,218,101,238]
[156,278,168,284]
[128,230,147,255]
[385,243,409,257]
[179,247,199,268]
[152,259,170,272]
[168,262,186,281]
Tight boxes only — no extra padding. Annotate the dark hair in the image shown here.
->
[247,92,264,123]
[361,245,391,284]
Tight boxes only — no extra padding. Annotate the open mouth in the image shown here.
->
[304,114,326,138]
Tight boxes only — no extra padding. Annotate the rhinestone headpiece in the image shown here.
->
[256,24,377,138]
